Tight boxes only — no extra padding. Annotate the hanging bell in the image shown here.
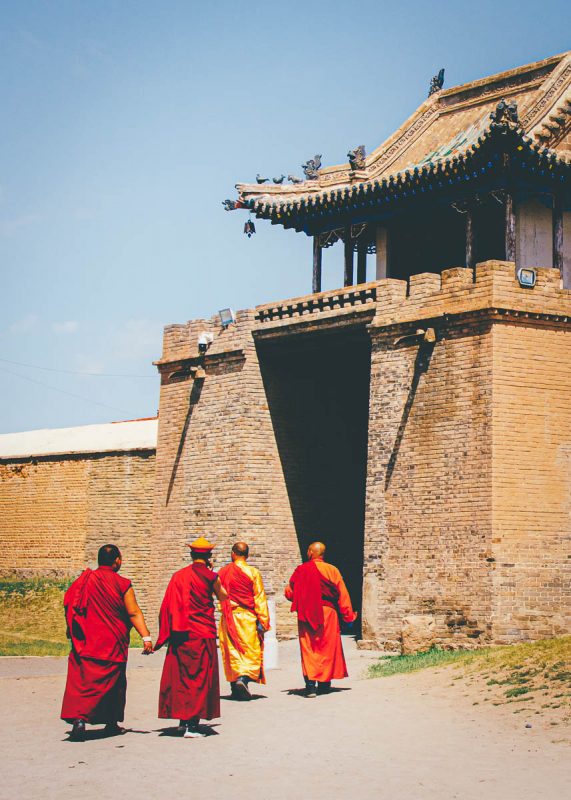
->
[244,219,256,238]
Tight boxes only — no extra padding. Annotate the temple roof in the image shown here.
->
[229,51,571,234]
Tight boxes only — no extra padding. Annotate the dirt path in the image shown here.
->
[0,639,569,800]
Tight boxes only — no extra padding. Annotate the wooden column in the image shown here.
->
[312,236,322,294]
[344,226,354,287]
[357,235,367,284]
[376,225,388,279]
[505,191,516,263]
[466,208,475,270]
[553,193,566,286]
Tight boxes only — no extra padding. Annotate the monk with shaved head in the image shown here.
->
[285,541,357,697]
[218,541,270,699]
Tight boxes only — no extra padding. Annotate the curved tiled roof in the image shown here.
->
[229,51,571,234]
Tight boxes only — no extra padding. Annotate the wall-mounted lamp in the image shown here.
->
[517,267,537,288]
[198,331,214,354]
[393,327,437,347]
[218,308,236,328]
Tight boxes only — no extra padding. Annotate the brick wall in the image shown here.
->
[0,450,156,612]
[150,260,571,648]
[492,322,571,641]
[363,319,494,650]
[150,312,302,636]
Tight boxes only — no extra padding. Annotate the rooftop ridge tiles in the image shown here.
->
[246,125,569,227]
[233,52,571,222]
[438,51,567,101]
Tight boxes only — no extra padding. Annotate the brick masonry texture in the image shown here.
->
[153,260,571,648]
[0,451,156,612]
[2,261,570,650]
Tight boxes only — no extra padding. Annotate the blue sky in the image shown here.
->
[1,0,569,432]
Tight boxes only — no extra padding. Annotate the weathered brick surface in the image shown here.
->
[154,260,571,648]
[363,319,493,650]
[150,311,301,636]
[0,451,156,612]
[492,322,571,641]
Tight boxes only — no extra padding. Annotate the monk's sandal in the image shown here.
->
[70,720,85,741]
[184,722,206,739]
[234,677,251,701]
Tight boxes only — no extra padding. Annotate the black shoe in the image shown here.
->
[304,680,317,698]
[104,723,126,736]
[317,681,332,695]
[234,677,251,701]
[69,720,85,741]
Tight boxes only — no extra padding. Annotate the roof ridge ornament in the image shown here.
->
[302,154,322,180]
[490,99,519,132]
[347,145,366,171]
[428,68,445,97]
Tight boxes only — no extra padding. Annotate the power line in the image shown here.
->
[0,356,156,378]
[0,366,135,416]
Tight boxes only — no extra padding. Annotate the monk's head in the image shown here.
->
[98,544,122,572]
[306,541,326,561]
[231,541,249,561]
[190,548,213,563]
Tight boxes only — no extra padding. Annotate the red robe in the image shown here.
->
[60,566,132,724]
[156,562,220,721]
[286,558,357,682]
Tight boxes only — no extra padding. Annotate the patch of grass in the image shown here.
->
[0,635,69,657]
[505,686,531,698]
[0,577,147,656]
[369,635,571,722]
[0,577,70,656]
[368,646,485,678]
[0,578,70,596]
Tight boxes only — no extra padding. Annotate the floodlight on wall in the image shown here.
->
[517,267,537,289]
[218,308,236,328]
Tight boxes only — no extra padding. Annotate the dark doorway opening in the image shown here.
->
[256,327,371,630]
[473,195,506,262]
[389,202,466,279]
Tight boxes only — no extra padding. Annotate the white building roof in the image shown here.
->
[0,418,158,459]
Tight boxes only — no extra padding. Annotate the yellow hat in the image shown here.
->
[187,536,215,552]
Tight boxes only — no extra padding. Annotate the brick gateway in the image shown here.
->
[151,262,571,649]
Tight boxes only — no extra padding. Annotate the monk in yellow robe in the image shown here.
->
[218,542,270,700]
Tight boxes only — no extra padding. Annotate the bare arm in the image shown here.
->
[124,588,153,654]
[213,577,228,603]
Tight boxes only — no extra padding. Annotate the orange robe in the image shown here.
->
[285,558,356,682]
[218,560,270,683]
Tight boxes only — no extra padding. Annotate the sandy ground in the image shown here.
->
[1,638,570,800]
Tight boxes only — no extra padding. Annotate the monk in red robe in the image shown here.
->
[61,544,153,740]
[285,541,357,697]
[156,536,228,738]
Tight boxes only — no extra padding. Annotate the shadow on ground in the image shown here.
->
[284,687,351,697]
[156,725,219,737]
